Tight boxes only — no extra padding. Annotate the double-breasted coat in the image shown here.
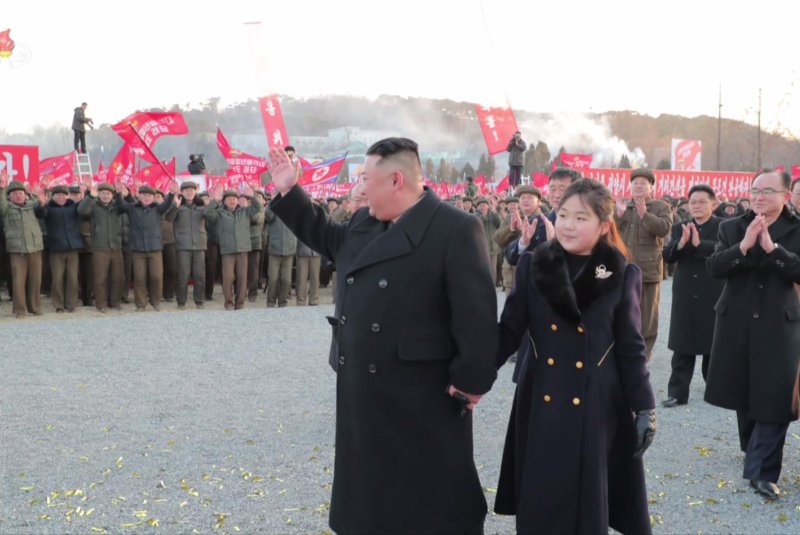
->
[271,185,498,535]
[705,208,800,423]
[496,240,655,535]
[663,216,724,355]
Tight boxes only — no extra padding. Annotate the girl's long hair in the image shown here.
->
[558,179,631,260]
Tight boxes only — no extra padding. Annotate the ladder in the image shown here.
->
[75,152,93,185]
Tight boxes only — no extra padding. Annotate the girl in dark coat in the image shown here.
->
[496,179,656,535]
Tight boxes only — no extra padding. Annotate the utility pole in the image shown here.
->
[716,84,722,170]
[757,88,762,171]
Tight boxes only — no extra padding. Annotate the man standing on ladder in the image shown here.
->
[72,102,94,154]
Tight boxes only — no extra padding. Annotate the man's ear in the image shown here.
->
[393,170,405,190]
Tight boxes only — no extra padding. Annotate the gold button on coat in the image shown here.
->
[550,324,558,332]
[577,326,584,333]
[575,361,584,369]
[573,397,581,406]
[544,395,551,402]
[547,358,555,366]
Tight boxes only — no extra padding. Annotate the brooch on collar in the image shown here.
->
[594,264,612,279]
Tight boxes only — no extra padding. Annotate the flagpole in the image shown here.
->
[127,124,174,179]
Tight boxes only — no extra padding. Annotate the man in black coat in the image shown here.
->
[268,138,498,534]
[71,103,93,154]
[706,169,800,499]
[662,185,724,407]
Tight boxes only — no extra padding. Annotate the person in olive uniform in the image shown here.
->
[615,168,673,361]
[661,185,723,407]
[69,185,95,307]
[172,181,209,309]
[154,189,178,302]
[496,179,656,535]
[268,138,498,535]
[705,169,800,500]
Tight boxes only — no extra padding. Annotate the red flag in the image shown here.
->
[558,153,592,170]
[495,175,510,192]
[107,144,135,186]
[298,153,348,186]
[531,172,549,188]
[39,152,76,188]
[216,128,269,178]
[112,111,188,164]
[475,104,519,156]
[791,165,800,178]
[258,95,290,150]
[0,144,40,185]
[473,174,486,193]
[93,161,107,185]
[207,175,230,191]
[775,165,785,172]
[137,158,176,191]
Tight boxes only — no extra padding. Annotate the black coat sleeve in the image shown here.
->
[445,215,498,395]
[613,264,656,412]
[497,253,531,368]
[269,185,347,262]
[662,223,686,263]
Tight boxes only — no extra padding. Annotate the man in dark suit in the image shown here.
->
[706,169,800,500]
[662,185,724,407]
[268,137,498,535]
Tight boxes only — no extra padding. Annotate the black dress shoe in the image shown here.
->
[661,397,687,408]
[750,480,780,499]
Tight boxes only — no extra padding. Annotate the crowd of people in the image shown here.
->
[3,136,800,533]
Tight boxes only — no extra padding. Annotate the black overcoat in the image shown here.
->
[663,216,724,355]
[496,240,655,535]
[705,208,800,423]
[271,185,498,535]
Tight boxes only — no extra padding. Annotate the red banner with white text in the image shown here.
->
[39,152,76,187]
[0,145,40,186]
[258,95,290,150]
[112,111,188,165]
[558,152,593,170]
[475,104,519,156]
[580,168,753,200]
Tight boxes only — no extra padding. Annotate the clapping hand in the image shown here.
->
[758,221,776,253]
[519,216,537,248]
[740,215,765,255]
[268,147,301,195]
[690,223,700,247]
[634,197,647,219]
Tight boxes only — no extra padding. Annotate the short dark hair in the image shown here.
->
[688,184,716,200]
[366,137,420,163]
[81,102,88,106]
[792,176,800,192]
[753,167,791,190]
[284,145,296,153]
[548,168,581,184]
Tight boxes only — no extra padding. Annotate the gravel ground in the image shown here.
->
[1,279,800,534]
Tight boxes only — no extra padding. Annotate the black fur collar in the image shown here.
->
[530,239,626,324]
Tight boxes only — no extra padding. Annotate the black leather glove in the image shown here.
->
[633,409,656,459]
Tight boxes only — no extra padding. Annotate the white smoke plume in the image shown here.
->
[518,113,647,168]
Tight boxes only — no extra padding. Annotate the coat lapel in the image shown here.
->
[530,240,626,324]
[346,188,441,275]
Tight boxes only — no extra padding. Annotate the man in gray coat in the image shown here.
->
[173,181,209,309]
[265,202,297,308]
[506,131,526,190]
[71,102,93,154]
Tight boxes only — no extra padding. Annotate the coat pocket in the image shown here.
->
[397,336,452,361]
[786,305,800,322]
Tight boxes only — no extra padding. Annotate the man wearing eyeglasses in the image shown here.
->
[706,169,800,500]
[267,137,498,534]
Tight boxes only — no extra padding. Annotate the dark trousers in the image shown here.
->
[73,130,86,153]
[509,165,523,187]
[50,250,79,311]
[205,242,220,300]
[41,248,51,296]
[9,251,42,316]
[267,254,293,307]
[737,412,790,483]
[161,243,177,300]
[122,246,133,301]
[666,352,709,403]
[221,252,247,309]
[132,251,163,308]
[93,249,124,309]
[247,249,261,299]
[0,238,8,298]
[78,250,93,305]
[176,249,205,305]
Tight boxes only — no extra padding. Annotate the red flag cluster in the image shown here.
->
[39,152,76,188]
[112,111,188,165]
[475,104,519,156]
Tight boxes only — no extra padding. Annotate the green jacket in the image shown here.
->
[477,211,501,255]
[205,199,262,255]
[77,195,124,251]
[0,188,45,253]
[249,207,266,251]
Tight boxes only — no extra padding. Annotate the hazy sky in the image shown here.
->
[2,0,798,138]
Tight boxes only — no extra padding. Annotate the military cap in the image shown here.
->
[68,185,82,194]
[6,181,25,193]
[198,191,209,198]
[154,189,165,196]
[51,185,69,195]
[630,168,655,185]
[180,180,198,190]
[98,183,115,193]
[475,197,489,206]
[462,196,475,203]
[222,189,239,200]
[327,197,340,204]
[515,185,542,198]
[506,196,520,203]
[138,185,155,195]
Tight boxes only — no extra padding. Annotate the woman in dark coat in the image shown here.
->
[495,179,656,535]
